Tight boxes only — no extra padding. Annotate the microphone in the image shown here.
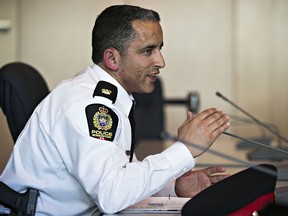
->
[216,91,288,144]
[223,132,288,155]
[222,131,288,181]
[161,131,279,177]
[216,91,288,161]
[162,131,288,209]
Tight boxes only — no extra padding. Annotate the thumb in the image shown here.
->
[187,111,193,118]
[181,111,194,127]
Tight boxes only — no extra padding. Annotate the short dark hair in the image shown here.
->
[92,5,160,64]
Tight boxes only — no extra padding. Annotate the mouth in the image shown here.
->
[147,72,159,80]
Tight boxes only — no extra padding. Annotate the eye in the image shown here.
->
[142,49,152,55]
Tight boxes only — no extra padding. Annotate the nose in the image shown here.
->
[155,50,165,69]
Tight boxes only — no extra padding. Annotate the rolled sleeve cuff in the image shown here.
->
[153,141,195,197]
[162,141,195,177]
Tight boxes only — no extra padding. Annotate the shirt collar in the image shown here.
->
[91,64,133,116]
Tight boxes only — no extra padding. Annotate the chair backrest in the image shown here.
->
[0,62,49,142]
[132,78,164,144]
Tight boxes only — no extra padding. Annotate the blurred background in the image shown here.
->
[1,0,288,172]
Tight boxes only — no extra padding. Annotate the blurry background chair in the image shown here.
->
[133,78,200,160]
[133,78,200,144]
[0,62,50,143]
[0,62,49,216]
[133,78,165,144]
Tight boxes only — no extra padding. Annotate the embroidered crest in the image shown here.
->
[86,104,118,141]
[93,106,113,130]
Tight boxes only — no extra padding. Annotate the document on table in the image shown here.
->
[120,197,190,214]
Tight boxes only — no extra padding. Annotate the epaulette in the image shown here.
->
[93,81,117,103]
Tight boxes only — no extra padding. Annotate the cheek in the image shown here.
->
[125,63,147,80]
[120,57,150,82]
[127,71,144,85]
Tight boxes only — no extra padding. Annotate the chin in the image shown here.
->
[135,83,155,94]
[144,85,155,94]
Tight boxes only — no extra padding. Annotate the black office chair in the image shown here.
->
[0,62,50,142]
[0,62,50,216]
[133,78,164,144]
[133,78,200,145]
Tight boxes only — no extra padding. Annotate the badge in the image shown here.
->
[86,104,118,141]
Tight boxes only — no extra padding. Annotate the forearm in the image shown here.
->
[95,142,194,213]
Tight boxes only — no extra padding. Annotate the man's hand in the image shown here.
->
[177,108,230,157]
[175,167,230,197]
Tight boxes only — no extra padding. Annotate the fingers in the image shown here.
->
[206,110,228,127]
[201,108,230,139]
[181,111,193,127]
[177,107,230,157]
[205,110,230,130]
[194,108,230,127]
[203,166,226,176]
[196,108,222,121]
[204,166,230,185]
[210,174,230,184]
[211,111,230,133]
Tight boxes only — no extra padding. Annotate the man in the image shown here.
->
[0,5,230,215]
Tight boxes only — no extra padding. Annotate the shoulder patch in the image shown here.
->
[85,104,118,141]
[93,81,117,103]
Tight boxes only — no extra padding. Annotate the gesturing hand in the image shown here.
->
[177,108,230,157]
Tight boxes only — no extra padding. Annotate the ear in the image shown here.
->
[103,48,119,71]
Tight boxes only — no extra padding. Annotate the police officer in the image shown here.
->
[0,5,230,215]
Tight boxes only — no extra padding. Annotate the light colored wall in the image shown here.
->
[235,0,288,140]
[1,0,288,172]
[0,0,18,172]
[17,0,234,132]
